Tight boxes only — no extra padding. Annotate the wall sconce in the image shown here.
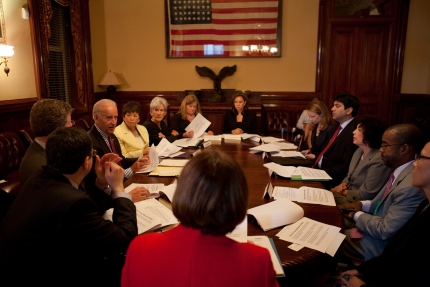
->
[0,45,14,76]
[98,70,121,93]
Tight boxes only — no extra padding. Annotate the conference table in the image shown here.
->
[125,139,344,287]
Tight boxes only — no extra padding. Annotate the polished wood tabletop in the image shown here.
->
[126,139,343,286]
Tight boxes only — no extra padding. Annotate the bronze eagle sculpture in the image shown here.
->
[195,65,237,94]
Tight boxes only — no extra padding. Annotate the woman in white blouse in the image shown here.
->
[114,101,150,158]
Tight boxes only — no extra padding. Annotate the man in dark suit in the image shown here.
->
[317,93,360,188]
[0,127,137,286]
[19,99,74,185]
[85,99,150,201]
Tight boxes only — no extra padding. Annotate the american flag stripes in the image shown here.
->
[167,0,281,57]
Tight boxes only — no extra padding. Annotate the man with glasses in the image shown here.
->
[0,127,137,286]
[338,141,430,286]
[337,124,425,263]
[19,99,74,185]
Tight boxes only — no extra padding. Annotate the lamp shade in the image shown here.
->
[99,71,121,86]
[0,45,14,57]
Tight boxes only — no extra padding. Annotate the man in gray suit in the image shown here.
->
[337,124,425,262]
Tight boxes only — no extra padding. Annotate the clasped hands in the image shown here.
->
[94,153,150,202]
[331,182,349,196]
[338,270,366,287]
[301,149,315,160]
[337,201,363,220]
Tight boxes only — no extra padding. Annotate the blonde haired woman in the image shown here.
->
[301,99,337,162]
[171,94,213,138]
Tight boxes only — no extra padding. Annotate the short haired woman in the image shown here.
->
[223,91,258,134]
[331,116,391,204]
[114,101,150,158]
[143,96,179,145]
[121,149,279,287]
[171,94,213,138]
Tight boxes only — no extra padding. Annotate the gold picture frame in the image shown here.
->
[0,0,6,44]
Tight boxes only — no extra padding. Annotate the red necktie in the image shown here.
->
[312,125,341,168]
[108,136,123,167]
[381,173,395,202]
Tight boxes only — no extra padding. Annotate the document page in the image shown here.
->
[223,134,242,140]
[249,144,281,153]
[263,162,297,178]
[134,198,179,232]
[278,217,341,253]
[247,199,304,231]
[158,159,189,167]
[270,151,305,158]
[185,113,211,138]
[247,236,285,277]
[149,166,182,176]
[172,137,202,147]
[273,186,336,206]
[291,166,332,180]
[272,142,298,150]
[155,138,182,157]
[260,136,285,143]
[136,145,159,173]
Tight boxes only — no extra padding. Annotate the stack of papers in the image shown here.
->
[155,138,182,157]
[276,217,345,256]
[260,137,285,143]
[173,137,203,148]
[272,142,299,150]
[125,180,177,202]
[223,134,242,140]
[270,151,305,158]
[263,163,332,181]
[272,185,336,206]
[103,198,179,234]
[136,145,159,173]
[249,144,281,153]
[247,199,304,231]
[241,134,261,142]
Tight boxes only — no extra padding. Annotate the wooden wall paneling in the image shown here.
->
[0,99,37,133]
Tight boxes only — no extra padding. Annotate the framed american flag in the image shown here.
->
[165,0,282,58]
[0,0,6,44]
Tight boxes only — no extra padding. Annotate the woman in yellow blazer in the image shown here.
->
[114,101,150,158]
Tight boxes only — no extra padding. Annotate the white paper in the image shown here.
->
[263,162,297,178]
[262,182,274,199]
[273,186,336,206]
[247,236,285,276]
[226,217,247,243]
[134,198,178,228]
[168,151,185,158]
[125,183,165,194]
[272,142,298,150]
[241,133,260,140]
[291,166,332,180]
[288,243,304,251]
[173,137,202,147]
[155,138,182,157]
[204,135,223,141]
[325,232,346,257]
[185,113,211,138]
[271,151,305,158]
[247,199,304,231]
[158,167,182,176]
[136,145,159,173]
[249,144,281,153]
[158,159,189,167]
[223,134,242,140]
[278,217,341,253]
[260,136,285,143]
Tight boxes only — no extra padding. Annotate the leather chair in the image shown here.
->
[79,114,94,129]
[266,111,288,138]
[17,127,35,149]
[0,132,26,196]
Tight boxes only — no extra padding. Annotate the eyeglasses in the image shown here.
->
[380,143,404,149]
[91,149,97,157]
[416,154,430,161]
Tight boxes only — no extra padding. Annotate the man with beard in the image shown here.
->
[337,124,425,263]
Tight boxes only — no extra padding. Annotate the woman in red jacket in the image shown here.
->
[121,149,279,287]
